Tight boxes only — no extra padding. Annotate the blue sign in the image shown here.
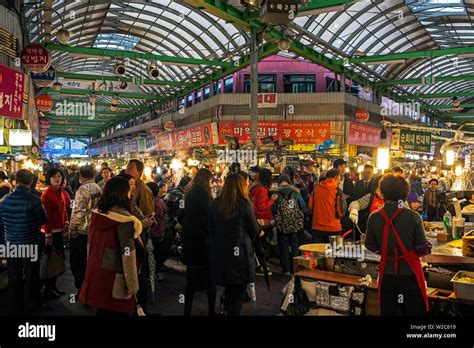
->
[41,148,86,155]
[31,66,56,87]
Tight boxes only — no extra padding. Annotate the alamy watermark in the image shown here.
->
[0,243,38,262]
[54,100,96,120]
[381,101,421,120]
[324,243,365,261]
[217,148,258,166]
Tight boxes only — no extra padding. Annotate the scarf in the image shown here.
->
[92,208,143,239]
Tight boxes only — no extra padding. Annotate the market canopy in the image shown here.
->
[24,0,474,137]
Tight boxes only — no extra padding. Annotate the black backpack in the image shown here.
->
[275,191,304,234]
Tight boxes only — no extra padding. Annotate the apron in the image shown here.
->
[378,208,429,312]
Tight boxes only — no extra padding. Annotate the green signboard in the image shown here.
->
[284,156,301,169]
[399,129,431,153]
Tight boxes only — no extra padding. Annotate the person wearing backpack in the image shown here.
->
[272,175,306,274]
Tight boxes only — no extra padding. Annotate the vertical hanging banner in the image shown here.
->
[0,64,26,119]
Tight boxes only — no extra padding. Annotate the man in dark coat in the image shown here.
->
[353,164,374,201]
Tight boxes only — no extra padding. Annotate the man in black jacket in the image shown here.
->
[333,159,354,234]
[353,164,374,201]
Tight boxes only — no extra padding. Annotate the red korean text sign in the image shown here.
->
[172,123,217,149]
[348,122,381,147]
[21,44,51,73]
[279,122,331,144]
[0,64,26,120]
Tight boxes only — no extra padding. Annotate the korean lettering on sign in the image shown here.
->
[0,65,25,119]
[399,129,431,153]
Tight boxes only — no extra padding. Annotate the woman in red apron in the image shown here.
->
[365,174,432,315]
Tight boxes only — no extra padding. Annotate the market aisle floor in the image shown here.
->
[0,247,291,316]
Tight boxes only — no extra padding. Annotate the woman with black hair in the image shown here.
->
[182,168,216,316]
[79,176,145,316]
[41,168,69,300]
[210,174,259,315]
[249,168,277,274]
[365,174,432,315]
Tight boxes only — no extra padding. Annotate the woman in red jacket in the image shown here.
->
[249,168,277,275]
[80,176,144,316]
[41,168,69,300]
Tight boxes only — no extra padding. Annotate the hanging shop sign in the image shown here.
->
[150,126,160,136]
[172,123,219,149]
[130,139,139,152]
[138,138,146,152]
[31,66,56,87]
[397,129,432,153]
[258,93,277,108]
[146,137,156,151]
[280,122,331,145]
[8,129,32,146]
[20,44,51,73]
[155,133,173,151]
[348,122,383,147]
[26,79,39,144]
[35,95,53,112]
[218,121,278,144]
[164,120,175,131]
[0,64,26,120]
[123,141,131,153]
[284,156,301,169]
[260,0,298,24]
[39,118,51,129]
[354,108,369,122]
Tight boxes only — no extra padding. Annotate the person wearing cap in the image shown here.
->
[407,191,421,214]
[272,174,307,274]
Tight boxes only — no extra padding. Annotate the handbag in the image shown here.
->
[280,277,310,316]
[40,247,66,280]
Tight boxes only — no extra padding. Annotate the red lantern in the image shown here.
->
[354,108,369,122]
[36,95,53,112]
[21,44,52,73]
[150,126,160,136]
[164,120,175,131]
[39,118,51,129]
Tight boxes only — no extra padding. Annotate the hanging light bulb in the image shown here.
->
[89,92,96,104]
[431,165,437,173]
[373,167,378,175]
[277,38,291,52]
[455,164,463,177]
[53,81,62,91]
[56,28,71,45]
[445,149,455,166]
[357,165,364,173]
[377,126,390,171]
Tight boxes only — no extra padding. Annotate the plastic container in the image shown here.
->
[450,270,474,301]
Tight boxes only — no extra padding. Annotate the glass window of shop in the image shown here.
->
[203,86,210,100]
[283,75,315,93]
[178,97,185,109]
[244,74,276,93]
[186,94,193,107]
[213,80,222,95]
[224,77,233,93]
[326,77,338,92]
[194,90,202,104]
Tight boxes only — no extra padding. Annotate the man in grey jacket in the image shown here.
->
[69,165,102,295]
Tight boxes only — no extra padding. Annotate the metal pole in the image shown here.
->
[250,27,259,148]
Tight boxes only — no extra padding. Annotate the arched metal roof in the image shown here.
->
[23,0,474,136]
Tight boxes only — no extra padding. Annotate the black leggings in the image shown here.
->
[224,283,248,316]
[380,274,427,315]
[184,267,216,316]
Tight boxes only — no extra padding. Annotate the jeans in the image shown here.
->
[7,249,41,314]
[70,234,88,291]
[279,233,298,273]
[184,266,216,316]
[311,230,341,243]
